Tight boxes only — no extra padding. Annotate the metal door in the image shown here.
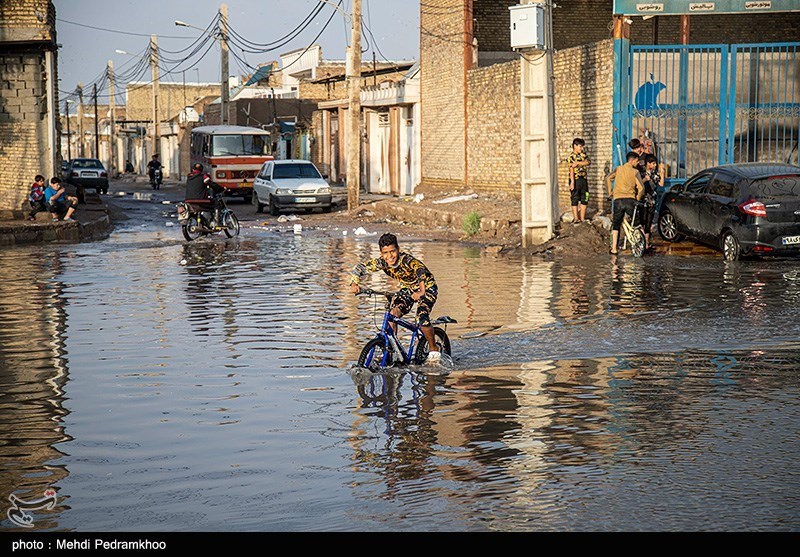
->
[621,42,800,183]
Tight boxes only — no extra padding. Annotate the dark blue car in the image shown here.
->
[658,163,800,261]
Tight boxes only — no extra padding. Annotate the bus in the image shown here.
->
[189,125,273,200]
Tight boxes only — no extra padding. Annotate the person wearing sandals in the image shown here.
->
[44,177,78,221]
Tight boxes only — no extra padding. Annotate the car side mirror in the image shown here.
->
[322,174,329,180]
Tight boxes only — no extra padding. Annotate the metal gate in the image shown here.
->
[618,42,800,182]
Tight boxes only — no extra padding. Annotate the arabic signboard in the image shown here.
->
[613,1,800,15]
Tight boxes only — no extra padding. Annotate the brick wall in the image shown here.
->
[0,0,57,211]
[420,0,468,189]
[125,83,221,122]
[473,0,517,53]
[553,40,615,214]
[466,59,520,197]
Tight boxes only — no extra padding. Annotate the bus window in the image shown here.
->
[211,134,270,156]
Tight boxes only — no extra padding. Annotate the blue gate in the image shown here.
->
[615,42,800,183]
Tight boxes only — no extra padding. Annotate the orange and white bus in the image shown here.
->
[189,125,273,200]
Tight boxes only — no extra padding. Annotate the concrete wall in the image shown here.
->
[466,59,520,197]
[0,0,57,211]
[553,40,616,214]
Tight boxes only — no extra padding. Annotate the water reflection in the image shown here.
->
[1,229,799,531]
[0,249,71,530]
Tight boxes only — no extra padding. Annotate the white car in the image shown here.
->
[252,159,332,215]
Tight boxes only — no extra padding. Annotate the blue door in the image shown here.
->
[617,42,800,186]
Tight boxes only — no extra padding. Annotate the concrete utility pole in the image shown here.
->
[220,3,230,125]
[77,82,85,157]
[346,0,362,211]
[108,60,116,175]
[151,34,160,156]
[93,82,99,159]
[65,100,71,160]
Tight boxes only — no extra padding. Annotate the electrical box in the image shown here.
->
[509,3,545,50]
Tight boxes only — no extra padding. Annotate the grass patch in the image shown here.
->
[462,210,482,236]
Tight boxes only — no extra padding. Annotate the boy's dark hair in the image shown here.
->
[50,176,62,185]
[34,174,45,182]
[626,151,640,162]
[644,154,658,165]
[628,138,642,150]
[378,232,398,249]
[572,138,585,147]
[193,163,204,172]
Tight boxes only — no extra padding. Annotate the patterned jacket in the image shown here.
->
[350,252,437,291]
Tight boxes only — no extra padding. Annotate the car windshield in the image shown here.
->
[72,159,103,169]
[211,134,270,156]
[272,164,322,180]
[749,176,800,199]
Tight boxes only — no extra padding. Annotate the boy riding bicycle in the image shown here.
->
[348,233,442,364]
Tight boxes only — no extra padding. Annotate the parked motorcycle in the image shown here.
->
[150,167,163,190]
[177,193,240,241]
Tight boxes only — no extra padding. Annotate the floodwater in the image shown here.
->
[1,213,799,532]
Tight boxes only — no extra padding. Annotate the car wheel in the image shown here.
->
[252,191,264,213]
[658,210,684,242]
[322,204,332,213]
[721,231,741,261]
[269,195,279,216]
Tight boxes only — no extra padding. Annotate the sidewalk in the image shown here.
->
[0,190,112,247]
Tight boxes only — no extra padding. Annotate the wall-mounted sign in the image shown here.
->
[613,0,798,15]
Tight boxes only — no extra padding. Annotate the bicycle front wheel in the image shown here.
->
[358,338,394,371]
[630,228,645,257]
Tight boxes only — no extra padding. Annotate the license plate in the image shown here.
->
[295,197,315,203]
[83,172,98,177]
[781,235,800,245]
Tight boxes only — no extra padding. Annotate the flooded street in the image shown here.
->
[1,194,799,531]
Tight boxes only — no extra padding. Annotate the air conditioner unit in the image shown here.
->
[509,3,545,50]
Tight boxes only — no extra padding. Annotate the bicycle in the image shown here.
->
[618,200,646,257]
[355,288,457,371]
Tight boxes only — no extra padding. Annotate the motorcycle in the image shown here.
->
[177,192,240,241]
[150,167,163,190]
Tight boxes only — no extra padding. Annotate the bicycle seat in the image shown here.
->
[431,316,457,325]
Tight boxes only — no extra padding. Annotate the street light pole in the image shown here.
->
[93,82,99,159]
[176,6,229,126]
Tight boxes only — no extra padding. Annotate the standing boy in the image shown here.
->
[27,174,47,221]
[567,138,591,223]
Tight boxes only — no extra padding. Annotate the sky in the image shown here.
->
[53,0,420,107]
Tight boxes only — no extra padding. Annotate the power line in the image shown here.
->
[57,17,196,39]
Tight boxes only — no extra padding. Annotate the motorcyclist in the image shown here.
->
[147,154,163,190]
[185,163,225,226]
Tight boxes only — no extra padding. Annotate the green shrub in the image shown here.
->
[462,210,481,236]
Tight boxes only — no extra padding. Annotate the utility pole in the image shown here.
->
[77,82,85,157]
[108,60,116,175]
[220,3,229,125]
[151,34,160,156]
[346,0,362,211]
[65,100,71,160]
[93,82,99,159]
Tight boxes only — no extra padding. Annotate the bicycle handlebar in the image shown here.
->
[355,288,396,299]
